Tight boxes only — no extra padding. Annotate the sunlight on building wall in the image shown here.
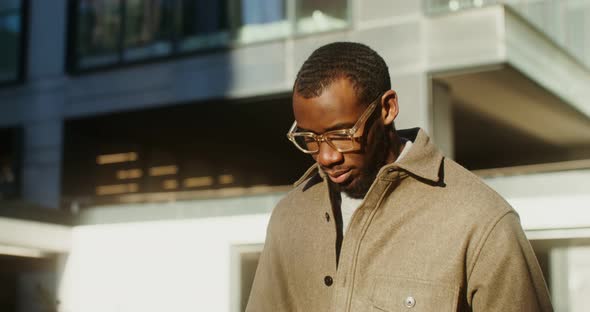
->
[58,214,270,312]
[509,195,590,230]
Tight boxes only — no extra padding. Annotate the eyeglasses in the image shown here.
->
[286,96,380,154]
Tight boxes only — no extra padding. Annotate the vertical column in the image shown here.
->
[22,108,63,209]
[431,80,454,159]
[586,4,590,67]
[21,0,68,209]
[389,73,431,134]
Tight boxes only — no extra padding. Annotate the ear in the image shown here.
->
[380,90,399,126]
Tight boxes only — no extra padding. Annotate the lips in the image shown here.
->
[326,169,352,184]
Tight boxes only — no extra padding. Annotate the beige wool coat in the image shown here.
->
[246,128,553,312]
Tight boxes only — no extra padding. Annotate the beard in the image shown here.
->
[330,121,392,199]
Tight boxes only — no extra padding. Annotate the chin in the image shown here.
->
[342,169,378,199]
[341,179,369,199]
[328,170,374,198]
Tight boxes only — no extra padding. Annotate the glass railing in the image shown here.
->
[425,0,590,69]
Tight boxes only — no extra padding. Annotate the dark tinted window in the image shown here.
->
[76,0,121,68]
[123,0,175,61]
[0,0,25,84]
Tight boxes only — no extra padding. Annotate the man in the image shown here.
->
[246,42,552,311]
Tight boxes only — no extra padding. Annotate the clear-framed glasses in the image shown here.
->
[286,96,380,154]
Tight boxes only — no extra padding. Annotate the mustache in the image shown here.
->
[321,166,350,172]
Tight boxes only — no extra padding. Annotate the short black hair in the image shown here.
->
[294,42,391,105]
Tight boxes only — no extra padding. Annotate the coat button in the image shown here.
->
[324,276,333,286]
[325,212,330,222]
[404,296,416,308]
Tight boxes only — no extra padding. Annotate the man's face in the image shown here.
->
[293,78,391,198]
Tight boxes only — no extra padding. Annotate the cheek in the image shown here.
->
[366,122,383,145]
[365,123,387,154]
[345,154,367,169]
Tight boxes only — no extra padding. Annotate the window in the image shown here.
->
[177,0,230,51]
[62,97,314,207]
[123,0,175,61]
[296,0,348,34]
[69,0,350,72]
[0,0,26,84]
[76,0,121,68]
[230,0,288,44]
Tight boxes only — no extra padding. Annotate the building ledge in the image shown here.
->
[0,204,71,255]
[426,4,590,120]
[483,168,590,237]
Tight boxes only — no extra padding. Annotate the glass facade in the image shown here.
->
[425,0,590,69]
[0,0,25,84]
[71,0,350,71]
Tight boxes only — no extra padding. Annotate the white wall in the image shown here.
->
[58,214,270,312]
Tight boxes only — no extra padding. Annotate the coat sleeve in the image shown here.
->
[245,212,292,312]
[467,211,553,311]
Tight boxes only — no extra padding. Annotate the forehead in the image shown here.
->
[293,79,365,133]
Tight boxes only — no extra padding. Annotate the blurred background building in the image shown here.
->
[0,0,589,311]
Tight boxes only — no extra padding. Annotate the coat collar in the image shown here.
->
[294,128,444,188]
[381,128,444,184]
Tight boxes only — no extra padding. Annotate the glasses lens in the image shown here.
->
[293,134,319,153]
[326,133,354,152]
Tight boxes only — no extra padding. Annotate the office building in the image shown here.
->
[0,0,589,311]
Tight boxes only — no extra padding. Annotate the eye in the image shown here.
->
[303,137,316,143]
[326,134,350,141]
[326,133,355,151]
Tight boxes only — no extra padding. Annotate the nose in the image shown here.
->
[316,141,343,168]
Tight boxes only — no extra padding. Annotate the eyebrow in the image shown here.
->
[297,122,356,133]
[325,122,355,132]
